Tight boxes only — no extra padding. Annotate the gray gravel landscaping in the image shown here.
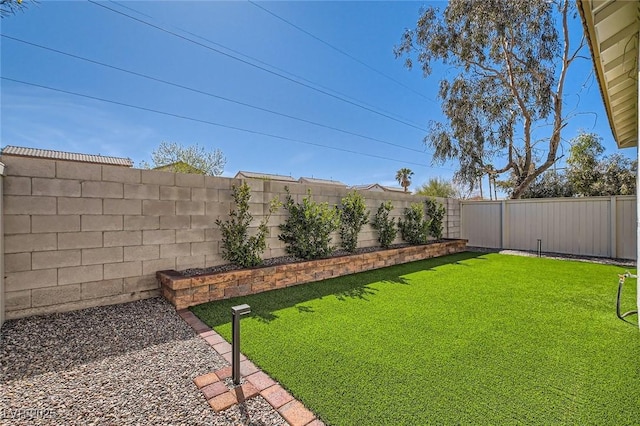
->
[0,297,287,426]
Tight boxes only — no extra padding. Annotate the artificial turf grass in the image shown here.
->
[191,252,639,425]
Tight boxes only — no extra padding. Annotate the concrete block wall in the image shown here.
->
[260,181,461,259]
[1,155,461,319]
[443,198,461,238]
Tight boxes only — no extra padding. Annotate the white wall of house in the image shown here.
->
[0,162,5,328]
[637,42,639,323]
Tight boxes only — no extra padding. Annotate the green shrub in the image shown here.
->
[215,182,280,268]
[338,191,369,253]
[371,201,397,248]
[425,198,446,239]
[398,203,430,245]
[278,188,340,260]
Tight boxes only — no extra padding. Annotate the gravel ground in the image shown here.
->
[0,298,287,426]
[467,246,636,267]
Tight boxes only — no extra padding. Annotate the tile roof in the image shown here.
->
[298,177,346,186]
[235,171,297,182]
[351,183,384,191]
[1,146,134,167]
[381,185,406,193]
[351,183,405,193]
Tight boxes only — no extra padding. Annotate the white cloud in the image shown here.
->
[1,87,157,162]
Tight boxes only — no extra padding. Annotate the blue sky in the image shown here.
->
[0,1,632,193]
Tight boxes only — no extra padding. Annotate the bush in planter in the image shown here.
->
[371,201,397,248]
[398,203,430,245]
[278,188,340,260]
[338,191,369,253]
[425,198,446,239]
[215,182,280,268]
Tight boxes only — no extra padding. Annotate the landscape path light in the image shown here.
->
[231,304,251,385]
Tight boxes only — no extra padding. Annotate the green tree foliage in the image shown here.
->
[398,203,430,245]
[593,154,636,196]
[395,0,583,199]
[518,170,573,199]
[278,188,340,260]
[512,132,636,198]
[395,168,414,193]
[415,177,457,198]
[140,141,226,176]
[215,183,280,268]
[371,201,397,249]
[338,191,369,253]
[566,132,636,196]
[566,132,603,196]
[425,198,446,240]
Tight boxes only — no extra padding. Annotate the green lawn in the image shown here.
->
[191,252,639,425]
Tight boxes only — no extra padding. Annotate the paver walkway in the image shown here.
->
[178,309,323,426]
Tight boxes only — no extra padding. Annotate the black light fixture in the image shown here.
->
[231,304,251,385]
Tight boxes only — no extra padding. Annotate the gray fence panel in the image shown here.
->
[461,196,636,259]
[460,202,502,248]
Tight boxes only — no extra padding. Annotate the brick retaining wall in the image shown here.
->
[158,239,467,310]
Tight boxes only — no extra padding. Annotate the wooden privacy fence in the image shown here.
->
[460,196,636,259]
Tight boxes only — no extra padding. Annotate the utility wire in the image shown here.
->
[2,34,425,154]
[88,0,429,132]
[2,76,439,169]
[248,0,435,104]
[109,0,426,129]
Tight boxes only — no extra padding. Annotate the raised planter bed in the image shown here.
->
[158,239,468,310]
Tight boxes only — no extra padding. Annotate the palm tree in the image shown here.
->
[395,168,414,193]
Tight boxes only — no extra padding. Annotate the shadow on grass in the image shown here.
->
[191,251,486,327]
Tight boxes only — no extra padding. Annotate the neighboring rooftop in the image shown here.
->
[298,177,346,187]
[382,186,406,193]
[235,171,297,182]
[1,146,134,167]
[351,183,386,192]
[351,183,405,193]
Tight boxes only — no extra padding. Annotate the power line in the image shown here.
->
[2,76,440,169]
[109,0,427,129]
[2,34,426,155]
[88,0,429,132]
[248,0,435,104]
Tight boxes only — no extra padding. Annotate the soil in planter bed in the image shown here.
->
[179,242,448,278]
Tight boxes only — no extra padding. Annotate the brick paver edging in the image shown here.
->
[159,239,468,310]
[178,309,322,426]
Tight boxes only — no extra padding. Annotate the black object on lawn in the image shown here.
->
[537,239,542,257]
[232,304,251,385]
[616,272,638,324]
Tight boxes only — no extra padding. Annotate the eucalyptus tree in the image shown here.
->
[511,132,636,198]
[1,0,35,17]
[566,132,636,197]
[517,170,573,199]
[395,0,585,198]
